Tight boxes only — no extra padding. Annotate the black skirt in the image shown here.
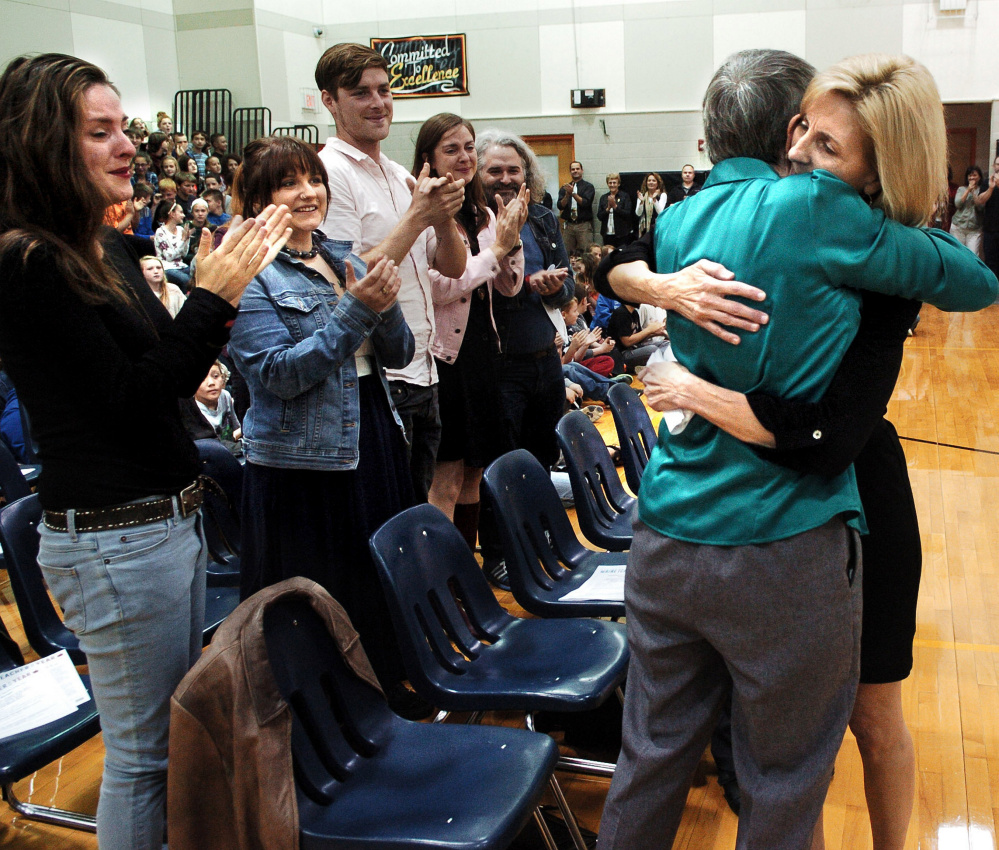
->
[855,418,922,684]
[436,285,505,468]
[239,376,414,684]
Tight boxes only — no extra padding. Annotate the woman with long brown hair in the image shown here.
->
[0,53,290,850]
[411,113,528,553]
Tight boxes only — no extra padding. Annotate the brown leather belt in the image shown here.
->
[43,479,211,533]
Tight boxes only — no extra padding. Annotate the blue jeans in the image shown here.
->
[562,362,614,402]
[37,506,207,850]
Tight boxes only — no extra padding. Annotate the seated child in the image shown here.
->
[181,361,242,455]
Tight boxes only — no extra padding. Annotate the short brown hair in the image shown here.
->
[315,43,388,96]
[232,135,331,218]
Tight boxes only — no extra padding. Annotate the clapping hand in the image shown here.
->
[193,203,293,306]
[346,256,401,313]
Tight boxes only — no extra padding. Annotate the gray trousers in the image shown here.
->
[598,518,862,850]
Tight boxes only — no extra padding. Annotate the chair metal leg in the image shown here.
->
[3,782,96,832]
[548,775,589,850]
[532,806,560,850]
[526,712,617,778]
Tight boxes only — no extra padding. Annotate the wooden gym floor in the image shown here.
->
[2,302,999,849]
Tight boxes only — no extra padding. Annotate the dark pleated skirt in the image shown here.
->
[240,376,414,684]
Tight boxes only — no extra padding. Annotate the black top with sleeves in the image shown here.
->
[0,228,237,510]
[593,227,920,475]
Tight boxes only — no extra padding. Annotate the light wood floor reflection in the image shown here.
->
[3,303,999,849]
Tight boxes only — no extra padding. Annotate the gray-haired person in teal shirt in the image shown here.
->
[597,51,998,850]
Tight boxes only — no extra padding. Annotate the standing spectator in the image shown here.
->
[951,165,984,255]
[598,172,634,247]
[228,135,426,717]
[635,171,667,237]
[557,160,595,255]
[156,111,172,135]
[412,113,527,553]
[666,163,701,205]
[189,130,209,177]
[981,155,999,281]
[0,53,292,850]
[476,129,574,586]
[315,42,467,503]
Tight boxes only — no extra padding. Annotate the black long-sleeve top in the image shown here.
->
[0,229,236,509]
[594,228,920,477]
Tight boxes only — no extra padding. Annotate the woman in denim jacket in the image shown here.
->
[228,137,423,714]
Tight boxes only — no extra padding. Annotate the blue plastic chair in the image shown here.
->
[0,440,30,506]
[194,439,243,587]
[263,595,561,850]
[482,450,626,620]
[606,383,658,496]
[555,411,635,552]
[0,628,100,832]
[0,494,239,664]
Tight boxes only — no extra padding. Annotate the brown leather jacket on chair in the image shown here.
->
[167,577,383,850]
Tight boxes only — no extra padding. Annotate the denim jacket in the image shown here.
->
[229,236,415,471]
[526,203,575,287]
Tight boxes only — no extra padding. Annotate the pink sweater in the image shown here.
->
[429,207,524,362]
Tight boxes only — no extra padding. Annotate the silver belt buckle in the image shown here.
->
[178,481,199,517]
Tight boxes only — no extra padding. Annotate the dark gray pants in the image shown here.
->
[599,518,862,850]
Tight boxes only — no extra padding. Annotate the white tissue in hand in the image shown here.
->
[646,343,695,435]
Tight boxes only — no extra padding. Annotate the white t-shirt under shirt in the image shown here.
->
[317,136,436,387]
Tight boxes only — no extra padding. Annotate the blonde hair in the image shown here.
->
[139,254,170,309]
[802,54,945,227]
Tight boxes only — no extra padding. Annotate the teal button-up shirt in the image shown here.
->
[643,158,998,545]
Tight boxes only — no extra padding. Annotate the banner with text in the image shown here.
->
[371,34,469,99]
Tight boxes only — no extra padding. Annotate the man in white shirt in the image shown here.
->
[315,43,467,501]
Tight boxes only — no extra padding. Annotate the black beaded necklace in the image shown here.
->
[281,244,319,260]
